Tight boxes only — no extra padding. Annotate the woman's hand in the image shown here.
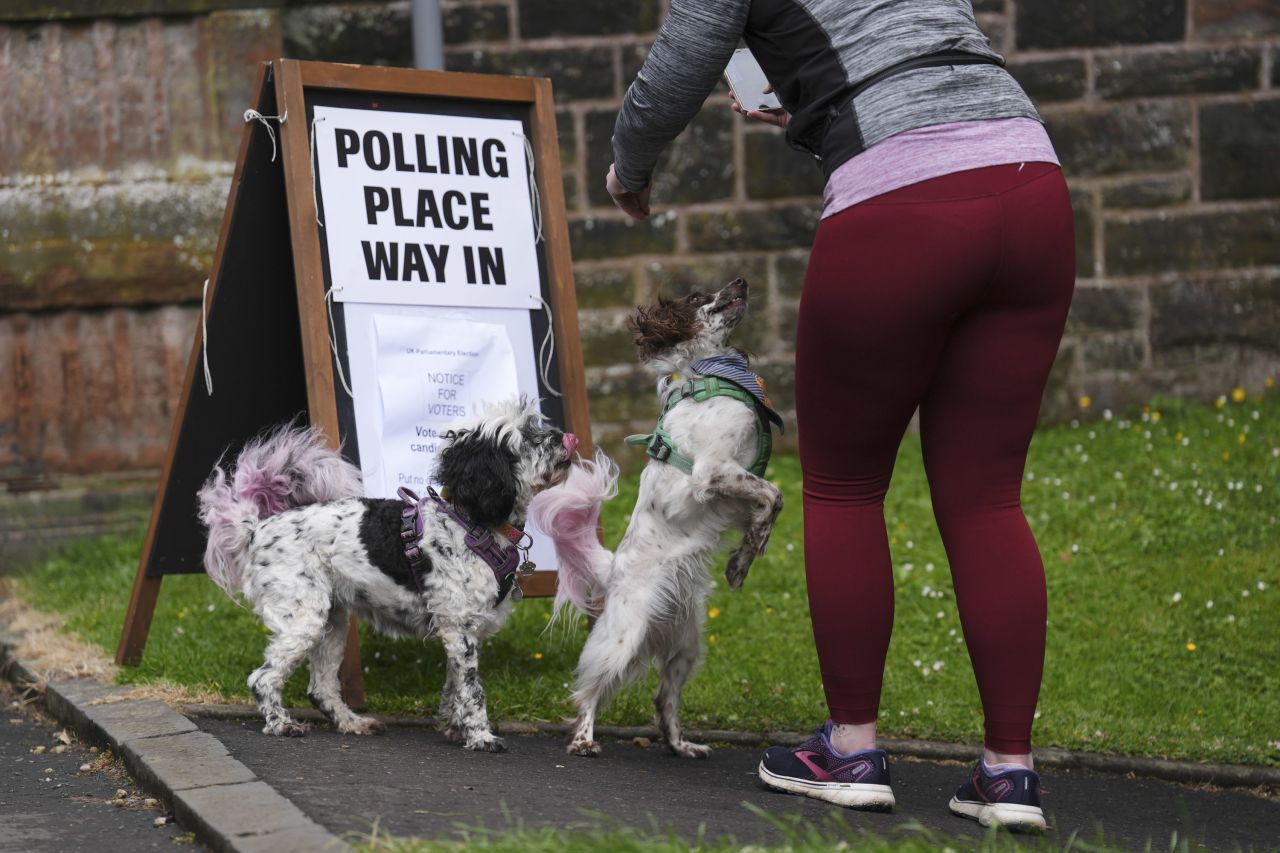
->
[606,163,652,221]
[730,84,791,129]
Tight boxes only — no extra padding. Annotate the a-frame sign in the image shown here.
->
[116,60,592,704]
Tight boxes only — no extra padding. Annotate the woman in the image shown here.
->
[605,0,1073,833]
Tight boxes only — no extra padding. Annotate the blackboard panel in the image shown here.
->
[303,87,567,467]
[144,75,310,577]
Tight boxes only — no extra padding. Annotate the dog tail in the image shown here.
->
[528,448,619,622]
[197,424,363,596]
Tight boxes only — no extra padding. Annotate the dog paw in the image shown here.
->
[566,738,602,757]
[464,734,507,753]
[440,724,464,743]
[339,716,385,736]
[724,548,753,589]
[263,718,311,737]
[670,740,712,759]
[752,527,774,558]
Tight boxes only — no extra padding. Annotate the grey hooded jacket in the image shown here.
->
[612,0,1040,191]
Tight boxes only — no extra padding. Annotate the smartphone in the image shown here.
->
[724,48,783,112]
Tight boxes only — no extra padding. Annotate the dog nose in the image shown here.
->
[562,432,579,459]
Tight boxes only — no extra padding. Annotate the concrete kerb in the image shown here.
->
[0,639,353,853]
[184,701,1280,792]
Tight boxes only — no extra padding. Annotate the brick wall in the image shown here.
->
[1003,0,1280,417]
[0,7,279,486]
[2,0,1278,491]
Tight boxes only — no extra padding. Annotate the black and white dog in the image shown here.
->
[199,398,577,751]
[531,279,784,758]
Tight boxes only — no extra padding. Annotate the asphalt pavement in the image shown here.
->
[0,681,198,853]
[197,715,1280,850]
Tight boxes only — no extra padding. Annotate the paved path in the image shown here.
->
[197,716,1280,850]
[0,682,197,853]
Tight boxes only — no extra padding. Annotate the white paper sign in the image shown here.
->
[313,106,540,310]
[372,313,519,495]
[342,305,558,572]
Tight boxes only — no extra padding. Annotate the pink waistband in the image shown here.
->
[822,117,1060,218]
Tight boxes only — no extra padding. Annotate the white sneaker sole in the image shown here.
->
[949,796,1046,832]
[758,763,896,810]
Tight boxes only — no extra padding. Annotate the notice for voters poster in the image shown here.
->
[369,312,519,495]
[342,304,557,572]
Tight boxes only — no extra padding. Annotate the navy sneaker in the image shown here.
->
[949,758,1046,832]
[758,721,895,810]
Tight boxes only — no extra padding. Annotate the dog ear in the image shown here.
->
[628,296,701,361]
[435,429,520,525]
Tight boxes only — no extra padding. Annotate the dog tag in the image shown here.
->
[519,560,536,576]
[511,583,524,602]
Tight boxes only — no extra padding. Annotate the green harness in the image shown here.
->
[625,376,783,478]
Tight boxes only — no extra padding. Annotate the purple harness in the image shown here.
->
[397,486,535,605]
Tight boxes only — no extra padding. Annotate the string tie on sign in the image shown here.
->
[514,132,543,244]
[324,285,354,398]
[201,277,214,395]
[310,114,327,227]
[537,296,562,398]
[243,109,287,162]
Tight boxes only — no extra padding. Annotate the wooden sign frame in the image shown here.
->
[116,60,592,706]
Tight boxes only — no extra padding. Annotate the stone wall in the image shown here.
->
[1,0,1278,492]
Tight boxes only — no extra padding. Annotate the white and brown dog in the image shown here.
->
[199,398,577,751]
[531,278,784,758]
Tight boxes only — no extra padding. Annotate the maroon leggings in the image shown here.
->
[796,163,1075,754]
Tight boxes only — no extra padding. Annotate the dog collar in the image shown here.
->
[685,354,784,431]
[397,486,535,605]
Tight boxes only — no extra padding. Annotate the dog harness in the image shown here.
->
[397,486,535,605]
[625,354,785,478]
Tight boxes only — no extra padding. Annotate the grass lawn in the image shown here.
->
[13,391,1280,766]
[352,809,1134,853]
